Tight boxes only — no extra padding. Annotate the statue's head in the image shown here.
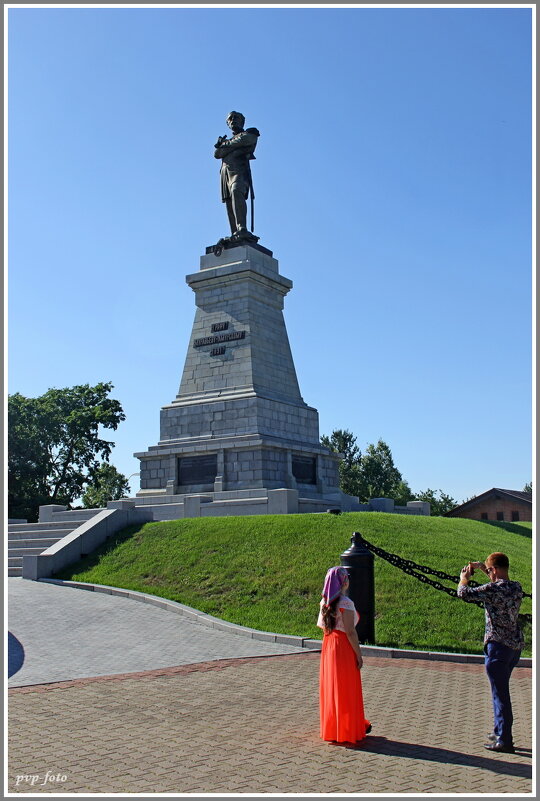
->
[226,111,245,132]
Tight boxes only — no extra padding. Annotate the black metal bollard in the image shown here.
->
[340,531,375,644]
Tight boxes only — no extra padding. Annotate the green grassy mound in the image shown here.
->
[55,513,532,656]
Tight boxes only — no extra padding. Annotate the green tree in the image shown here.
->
[523,481,532,494]
[82,462,131,509]
[321,431,412,503]
[392,479,416,506]
[356,439,403,501]
[413,488,457,516]
[8,382,125,521]
[8,393,51,520]
[321,429,362,497]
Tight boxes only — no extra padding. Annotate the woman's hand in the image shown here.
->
[342,608,363,669]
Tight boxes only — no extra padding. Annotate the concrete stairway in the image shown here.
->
[8,510,102,577]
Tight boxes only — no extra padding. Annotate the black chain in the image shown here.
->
[353,532,532,626]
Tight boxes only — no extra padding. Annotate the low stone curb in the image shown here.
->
[37,578,532,667]
[37,578,313,650]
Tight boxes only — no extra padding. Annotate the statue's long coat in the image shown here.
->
[215,129,259,202]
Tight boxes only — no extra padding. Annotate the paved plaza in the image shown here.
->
[8,579,533,795]
[8,578,305,688]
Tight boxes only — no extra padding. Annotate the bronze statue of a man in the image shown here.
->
[214,111,259,241]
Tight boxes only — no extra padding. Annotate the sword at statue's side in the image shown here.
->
[244,125,260,234]
[247,160,255,233]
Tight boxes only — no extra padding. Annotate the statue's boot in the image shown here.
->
[231,190,248,233]
[233,227,258,241]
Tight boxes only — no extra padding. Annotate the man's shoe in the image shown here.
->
[487,732,497,742]
[484,740,515,753]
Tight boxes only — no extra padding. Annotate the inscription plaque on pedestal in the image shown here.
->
[178,455,218,486]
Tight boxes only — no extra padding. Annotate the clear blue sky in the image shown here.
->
[7,6,533,503]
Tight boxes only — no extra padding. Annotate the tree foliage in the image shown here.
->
[320,429,362,497]
[8,382,125,521]
[356,439,403,501]
[413,488,457,517]
[321,428,455,514]
[523,481,532,494]
[320,429,361,467]
[82,462,131,509]
[321,432,405,503]
[392,479,416,507]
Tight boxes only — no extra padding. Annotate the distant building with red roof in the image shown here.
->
[444,488,532,522]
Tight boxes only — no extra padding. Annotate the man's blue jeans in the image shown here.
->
[484,641,521,744]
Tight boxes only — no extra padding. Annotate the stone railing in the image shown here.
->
[23,501,153,580]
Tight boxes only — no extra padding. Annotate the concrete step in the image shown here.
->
[9,547,51,558]
[9,537,62,551]
[9,557,23,567]
[8,528,74,541]
[48,509,104,521]
[8,566,22,576]
[8,521,79,533]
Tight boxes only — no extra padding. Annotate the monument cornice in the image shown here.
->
[185,262,293,297]
[167,387,314,409]
[135,433,341,459]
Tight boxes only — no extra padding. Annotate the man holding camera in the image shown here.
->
[458,552,524,753]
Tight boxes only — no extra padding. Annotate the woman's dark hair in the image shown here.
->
[321,596,341,632]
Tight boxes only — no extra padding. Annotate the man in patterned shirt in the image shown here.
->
[458,552,524,753]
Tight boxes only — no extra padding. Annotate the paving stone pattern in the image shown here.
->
[8,578,305,688]
[8,653,532,794]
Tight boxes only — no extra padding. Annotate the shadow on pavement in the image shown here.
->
[330,736,532,778]
[8,632,25,678]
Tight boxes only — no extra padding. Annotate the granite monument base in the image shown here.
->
[135,242,354,517]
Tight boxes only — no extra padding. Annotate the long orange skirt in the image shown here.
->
[319,630,370,742]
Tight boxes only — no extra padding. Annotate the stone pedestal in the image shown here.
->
[134,244,348,512]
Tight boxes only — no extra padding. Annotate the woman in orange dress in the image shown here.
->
[317,566,371,743]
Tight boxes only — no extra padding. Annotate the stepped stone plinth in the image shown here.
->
[134,244,353,516]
